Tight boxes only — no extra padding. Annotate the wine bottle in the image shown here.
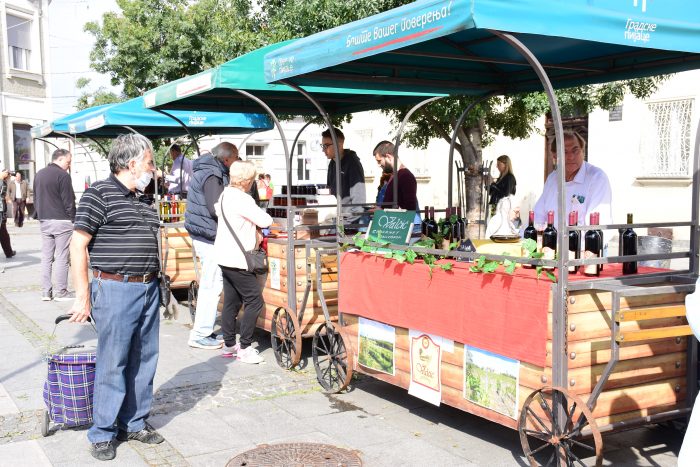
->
[456,206,467,240]
[542,210,557,270]
[448,207,461,245]
[594,212,604,271]
[522,210,537,268]
[584,213,601,276]
[622,213,638,275]
[421,206,430,238]
[568,211,580,274]
[427,206,438,240]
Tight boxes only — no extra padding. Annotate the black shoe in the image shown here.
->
[116,424,164,444]
[90,440,116,461]
[5,250,15,258]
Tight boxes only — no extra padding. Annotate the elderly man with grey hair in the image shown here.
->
[184,141,241,349]
[69,133,164,461]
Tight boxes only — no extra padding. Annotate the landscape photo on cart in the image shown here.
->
[358,317,396,375]
[463,345,520,419]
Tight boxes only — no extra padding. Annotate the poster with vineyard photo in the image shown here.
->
[358,317,395,375]
[463,345,519,419]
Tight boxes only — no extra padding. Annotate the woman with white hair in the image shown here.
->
[214,160,272,364]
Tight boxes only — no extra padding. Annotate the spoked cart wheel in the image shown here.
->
[271,307,301,369]
[518,386,602,467]
[41,410,50,437]
[187,280,198,324]
[312,323,354,393]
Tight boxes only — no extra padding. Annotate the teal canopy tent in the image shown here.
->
[143,41,443,114]
[31,96,273,139]
[263,0,700,94]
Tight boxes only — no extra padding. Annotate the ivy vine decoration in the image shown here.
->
[343,233,454,277]
[468,238,557,282]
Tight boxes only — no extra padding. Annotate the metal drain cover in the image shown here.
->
[227,442,362,467]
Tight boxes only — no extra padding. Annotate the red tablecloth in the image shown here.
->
[339,252,664,367]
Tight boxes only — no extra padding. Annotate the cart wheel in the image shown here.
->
[518,386,602,467]
[41,410,50,437]
[271,307,301,369]
[312,323,353,393]
[188,280,198,324]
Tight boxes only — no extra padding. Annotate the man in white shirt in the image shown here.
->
[533,130,612,229]
[164,144,193,198]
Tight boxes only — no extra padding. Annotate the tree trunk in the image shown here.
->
[457,123,485,238]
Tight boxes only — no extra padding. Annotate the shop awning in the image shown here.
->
[32,96,273,139]
[263,0,700,94]
[143,41,444,114]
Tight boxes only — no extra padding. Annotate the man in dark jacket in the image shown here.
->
[34,149,76,301]
[321,127,366,229]
[184,142,239,350]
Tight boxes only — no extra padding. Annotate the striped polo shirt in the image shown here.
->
[74,174,160,275]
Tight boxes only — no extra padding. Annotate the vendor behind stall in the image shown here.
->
[533,130,612,229]
[322,128,366,229]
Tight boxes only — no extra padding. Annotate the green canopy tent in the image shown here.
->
[259,1,700,459]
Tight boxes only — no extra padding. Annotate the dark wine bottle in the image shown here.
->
[522,210,537,268]
[448,207,461,244]
[427,206,438,240]
[622,213,638,275]
[542,210,557,270]
[591,212,603,271]
[421,206,430,238]
[456,206,467,240]
[568,211,580,274]
[584,213,602,277]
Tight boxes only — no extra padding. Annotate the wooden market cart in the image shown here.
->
[260,1,700,464]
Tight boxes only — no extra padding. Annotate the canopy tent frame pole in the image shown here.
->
[392,96,445,210]
[34,138,60,150]
[279,81,345,240]
[290,120,314,165]
[687,118,700,412]
[55,132,100,183]
[489,30,568,437]
[152,109,201,157]
[232,89,296,313]
[446,93,496,223]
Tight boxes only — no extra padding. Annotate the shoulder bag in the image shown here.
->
[220,192,268,275]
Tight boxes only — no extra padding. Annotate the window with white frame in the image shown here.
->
[245,143,265,159]
[296,142,310,181]
[641,98,694,178]
[6,13,32,71]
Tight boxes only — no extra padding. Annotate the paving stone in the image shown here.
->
[305,410,405,448]
[0,439,51,466]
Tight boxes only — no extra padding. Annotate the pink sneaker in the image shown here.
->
[221,343,240,358]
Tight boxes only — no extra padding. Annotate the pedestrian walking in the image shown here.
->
[34,149,76,301]
[0,169,16,258]
[7,171,28,227]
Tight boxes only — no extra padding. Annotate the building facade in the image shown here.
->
[0,0,51,183]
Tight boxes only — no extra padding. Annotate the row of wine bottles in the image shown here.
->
[523,210,638,276]
[420,206,468,244]
[159,194,186,223]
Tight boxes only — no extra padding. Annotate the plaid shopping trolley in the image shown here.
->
[41,314,97,437]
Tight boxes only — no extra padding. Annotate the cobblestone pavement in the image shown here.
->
[0,283,323,465]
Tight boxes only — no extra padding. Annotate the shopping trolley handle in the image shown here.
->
[55,314,92,325]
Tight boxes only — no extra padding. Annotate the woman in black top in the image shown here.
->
[487,155,516,213]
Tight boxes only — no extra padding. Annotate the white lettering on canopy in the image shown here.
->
[624,18,657,44]
[345,0,453,49]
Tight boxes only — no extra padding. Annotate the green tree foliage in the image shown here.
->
[85,0,668,223]
[75,77,123,111]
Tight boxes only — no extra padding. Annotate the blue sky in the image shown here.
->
[48,0,121,118]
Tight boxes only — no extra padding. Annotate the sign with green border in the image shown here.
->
[366,209,415,246]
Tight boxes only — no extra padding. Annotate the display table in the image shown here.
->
[339,251,664,367]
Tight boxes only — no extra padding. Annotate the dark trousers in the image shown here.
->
[13,200,25,227]
[0,219,12,257]
[220,266,264,349]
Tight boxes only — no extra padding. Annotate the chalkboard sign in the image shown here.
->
[366,209,415,245]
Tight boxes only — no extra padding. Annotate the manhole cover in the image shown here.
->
[227,442,362,467]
